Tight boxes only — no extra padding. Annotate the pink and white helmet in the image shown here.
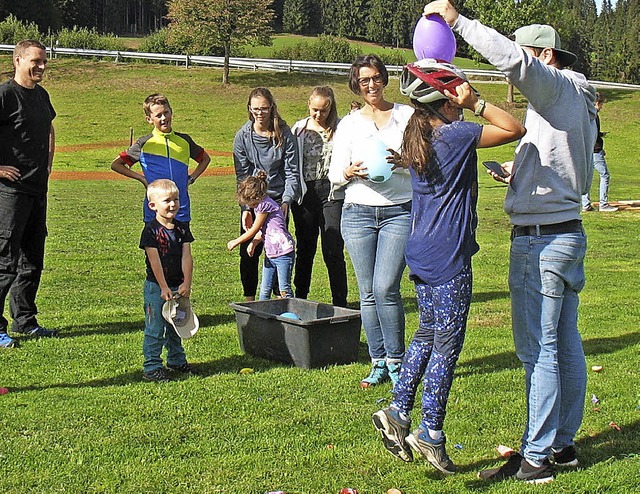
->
[400,58,472,103]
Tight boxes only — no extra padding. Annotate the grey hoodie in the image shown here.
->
[233,120,301,210]
[454,15,597,226]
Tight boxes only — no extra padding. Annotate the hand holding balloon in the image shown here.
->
[423,0,460,27]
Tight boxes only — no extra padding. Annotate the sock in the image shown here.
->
[428,428,443,441]
[525,458,542,468]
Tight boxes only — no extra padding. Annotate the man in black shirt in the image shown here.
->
[0,39,57,348]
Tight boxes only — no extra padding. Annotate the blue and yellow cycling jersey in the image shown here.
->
[120,127,205,222]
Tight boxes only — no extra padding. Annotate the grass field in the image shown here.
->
[0,56,638,493]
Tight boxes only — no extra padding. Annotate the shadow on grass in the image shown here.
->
[50,313,238,338]
[461,419,640,490]
[472,290,511,303]
[457,331,640,377]
[9,354,288,393]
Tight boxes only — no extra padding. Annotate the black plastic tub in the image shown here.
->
[230,298,361,369]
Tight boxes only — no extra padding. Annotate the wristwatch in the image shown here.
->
[474,99,486,117]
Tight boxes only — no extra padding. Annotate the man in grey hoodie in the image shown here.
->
[424,1,597,484]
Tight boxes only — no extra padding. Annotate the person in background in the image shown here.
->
[329,54,413,388]
[111,93,211,223]
[0,39,58,348]
[139,179,194,382]
[291,86,348,307]
[227,171,295,300]
[233,87,300,301]
[582,92,618,212]
[424,0,596,484]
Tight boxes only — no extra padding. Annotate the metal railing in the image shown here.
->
[1,44,638,90]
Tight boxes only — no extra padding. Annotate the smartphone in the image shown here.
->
[482,160,509,178]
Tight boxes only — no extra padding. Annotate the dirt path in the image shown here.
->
[56,140,233,157]
[50,167,235,180]
[51,140,234,179]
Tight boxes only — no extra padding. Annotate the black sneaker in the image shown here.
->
[143,368,170,382]
[551,445,579,467]
[516,458,555,484]
[167,362,194,375]
[478,453,524,481]
[478,454,555,484]
[18,326,59,337]
[372,407,413,462]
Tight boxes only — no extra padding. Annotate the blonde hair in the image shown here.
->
[147,179,179,202]
[237,171,268,206]
[309,86,338,140]
[143,93,171,117]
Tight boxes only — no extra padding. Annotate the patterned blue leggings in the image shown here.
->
[391,266,472,431]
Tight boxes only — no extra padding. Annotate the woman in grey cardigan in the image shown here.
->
[233,87,301,300]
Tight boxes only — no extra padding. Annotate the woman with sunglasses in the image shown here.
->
[233,87,301,301]
[329,54,414,388]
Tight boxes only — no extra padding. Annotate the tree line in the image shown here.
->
[0,0,637,84]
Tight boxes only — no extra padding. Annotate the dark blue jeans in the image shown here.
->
[143,280,187,372]
[0,190,47,333]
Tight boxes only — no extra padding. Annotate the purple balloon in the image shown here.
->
[413,14,457,62]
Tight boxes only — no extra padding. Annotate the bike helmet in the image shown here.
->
[400,58,472,103]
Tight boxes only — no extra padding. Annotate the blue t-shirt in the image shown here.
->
[405,121,482,286]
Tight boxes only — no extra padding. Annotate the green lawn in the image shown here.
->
[0,56,638,493]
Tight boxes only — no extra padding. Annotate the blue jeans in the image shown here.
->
[341,202,411,361]
[259,251,295,300]
[509,230,587,464]
[391,266,472,431]
[582,151,611,207]
[143,280,187,372]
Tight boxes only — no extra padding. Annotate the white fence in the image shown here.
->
[1,44,638,91]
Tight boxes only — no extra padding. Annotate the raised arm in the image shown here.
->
[444,82,526,148]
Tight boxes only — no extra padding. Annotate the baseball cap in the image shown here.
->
[162,296,199,339]
[512,24,577,67]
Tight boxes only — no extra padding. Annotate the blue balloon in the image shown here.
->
[362,138,392,183]
[279,311,301,320]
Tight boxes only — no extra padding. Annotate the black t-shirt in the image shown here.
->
[139,219,194,286]
[0,79,56,195]
[594,114,603,153]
